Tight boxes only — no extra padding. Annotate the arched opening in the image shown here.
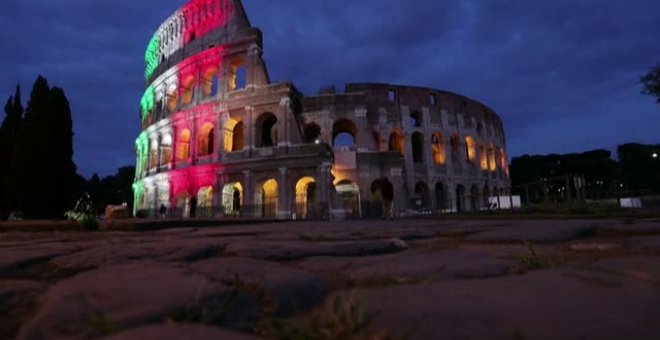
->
[223,118,244,152]
[175,193,190,218]
[335,180,360,219]
[414,182,431,210]
[149,139,159,169]
[332,119,357,148]
[431,132,446,165]
[456,185,465,213]
[479,144,488,170]
[303,123,322,144]
[488,144,497,171]
[256,113,278,148]
[295,177,317,219]
[450,134,461,161]
[465,136,476,163]
[470,184,480,212]
[198,123,215,156]
[388,129,405,155]
[409,111,423,128]
[176,129,191,161]
[202,68,219,97]
[435,182,447,211]
[499,147,508,171]
[167,87,178,113]
[260,179,279,218]
[160,134,173,166]
[222,182,243,216]
[412,132,424,163]
[228,60,247,91]
[181,76,196,105]
[197,186,214,217]
[476,122,484,136]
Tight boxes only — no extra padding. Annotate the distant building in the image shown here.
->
[133,0,511,219]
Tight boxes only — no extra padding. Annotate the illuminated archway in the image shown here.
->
[223,118,244,152]
[222,182,243,215]
[335,179,360,219]
[388,129,404,154]
[228,59,247,91]
[295,177,317,219]
[488,144,497,171]
[181,76,196,105]
[465,136,476,162]
[479,144,488,170]
[260,179,279,218]
[176,129,191,161]
[202,68,219,97]
[198,123,215,156]
[431,132,446,165]
[197,186,214,217]
[160,134,173,166]
[149,139,159,169]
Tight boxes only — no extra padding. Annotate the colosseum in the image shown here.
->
[133,0,511,219]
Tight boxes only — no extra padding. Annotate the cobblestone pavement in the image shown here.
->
[1,218,659,339]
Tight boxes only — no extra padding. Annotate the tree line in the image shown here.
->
[510,143,660,201]
[0,76,133,220]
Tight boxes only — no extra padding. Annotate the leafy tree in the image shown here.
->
[86,166,136,215]
[640,64,660,104]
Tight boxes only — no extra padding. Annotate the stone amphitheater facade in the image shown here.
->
[133,0,511,219]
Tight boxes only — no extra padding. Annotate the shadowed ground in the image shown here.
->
[1,218,659,339]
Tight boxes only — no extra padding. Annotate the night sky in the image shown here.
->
[1,0,659,178]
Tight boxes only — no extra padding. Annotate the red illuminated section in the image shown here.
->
[182,0,235,44]
[169,164,221,198]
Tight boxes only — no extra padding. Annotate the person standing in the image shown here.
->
[189,196,197,218]
[159,204,167,219]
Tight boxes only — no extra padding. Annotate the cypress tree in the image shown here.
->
[14,76,80,218]
[0,85,23,218]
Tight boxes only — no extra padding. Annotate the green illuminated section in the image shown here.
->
[145,35,160,80]
[140,86,155,120]
[135,132,149,176]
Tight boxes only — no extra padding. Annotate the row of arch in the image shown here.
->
[302,117,508,171]
[138,111,281,175]
[151,0,234,64]
[142,58,247,123]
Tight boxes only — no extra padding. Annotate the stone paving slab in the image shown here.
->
[467,220,598,243]
[192,257,327,317]
[103,323,261,340]
[0,218,659,339]
[338,269,660,340]
[16,262,241,340]
[224,238,409,261]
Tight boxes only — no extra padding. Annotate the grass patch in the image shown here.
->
[519,242,567,271]
[266,294,388,340]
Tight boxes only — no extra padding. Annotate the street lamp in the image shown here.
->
[653,153,658,159]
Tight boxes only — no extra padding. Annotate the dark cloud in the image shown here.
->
[0,0,658,177]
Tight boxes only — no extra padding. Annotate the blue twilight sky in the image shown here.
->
[0,0,659,177]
